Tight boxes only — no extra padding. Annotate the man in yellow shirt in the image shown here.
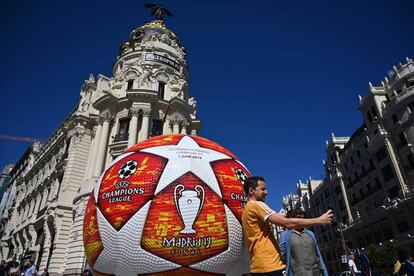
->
[242,176,333,276]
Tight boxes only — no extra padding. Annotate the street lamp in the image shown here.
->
[337,222,350,263]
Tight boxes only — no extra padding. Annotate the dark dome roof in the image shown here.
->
[129,20,182,48]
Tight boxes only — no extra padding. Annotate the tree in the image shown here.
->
[366,241,402,274]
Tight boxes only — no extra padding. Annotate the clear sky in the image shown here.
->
[1,0,414,210]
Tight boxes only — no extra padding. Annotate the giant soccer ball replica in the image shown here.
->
[83,134,251,275]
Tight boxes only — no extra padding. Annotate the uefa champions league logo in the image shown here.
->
[174,184,205,234]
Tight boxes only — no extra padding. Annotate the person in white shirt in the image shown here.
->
[348,254,361,276]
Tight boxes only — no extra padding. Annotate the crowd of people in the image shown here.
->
[0,260,48,276]
[393,253,414,276]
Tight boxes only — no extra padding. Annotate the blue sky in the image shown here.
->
[1,0,414,209]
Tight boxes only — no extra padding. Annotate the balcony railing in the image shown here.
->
[389,62,414,85]
[113,133,129,142]
[384,85,414,114]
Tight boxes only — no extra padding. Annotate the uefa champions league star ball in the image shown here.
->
[83,134,251,276]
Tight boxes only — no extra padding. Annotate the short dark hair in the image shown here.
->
[286,207,306,218]
[243,176,265,195]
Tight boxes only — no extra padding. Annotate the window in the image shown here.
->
[119,118,129,134]
[339,199,345,210]
[376,148,387,162]
[151,119,163,137]
[407,153,414,169]
[127,79,134,90]
[365,234,373,245]
[408,101,414,112]
[382,226,394,240]
[371,106,378,118]
[350,157,354,164]
[357,150,361,158]
[367,111,373,123]
[158,82,165,99]
[397,221,409,233]
[344,162,348,170]
[369,158,375,169]
[342,215,348,224]
[392,113,398,124]
[388,185,399,198]
[373,231,382,243]
[114,118,129,142]
[399,132,408,145]
[375,177,381,189]
[354,172,359,181]
[382,164,395,182]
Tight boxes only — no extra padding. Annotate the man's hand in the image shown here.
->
[318,210,333,225]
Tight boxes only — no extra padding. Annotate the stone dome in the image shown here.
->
[118,20,184,58]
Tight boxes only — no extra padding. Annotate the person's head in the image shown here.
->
[0,260,5,266]
[407,255,413,261]
[243,176,267,201]
[351,253,356,260]
[286,207,306,219]
[287,207,306,230]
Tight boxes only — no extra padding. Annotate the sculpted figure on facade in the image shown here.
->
[78,89,89,112]
[170,78,186,99]
[138,65,153,87]
[188,97,197,110]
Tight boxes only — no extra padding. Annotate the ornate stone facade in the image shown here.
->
[0,17,201,275]
[284,57,414,274]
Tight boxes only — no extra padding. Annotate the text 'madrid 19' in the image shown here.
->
[83,134,251,276]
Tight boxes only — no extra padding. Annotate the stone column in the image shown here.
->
[94,112,112,177]
[84,129,97,180]
[180,122,188,135]
[0,242,8,260]
[128,108,140,147]
[27,224,37,248]
[338,174,353,223]
[140,108,151,140]
[87,121,102,179]
[163,119,171,134]
[171,118,180,134]
[31,194,42,221]
[384,136,408,196]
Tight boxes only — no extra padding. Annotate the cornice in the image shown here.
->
[93,93,118,111]
[125,89,158,103]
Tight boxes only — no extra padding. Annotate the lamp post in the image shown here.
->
[337,222,350,264]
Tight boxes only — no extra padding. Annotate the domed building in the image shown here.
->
[0,7,201,275]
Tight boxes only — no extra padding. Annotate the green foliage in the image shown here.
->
[365,241,402,274]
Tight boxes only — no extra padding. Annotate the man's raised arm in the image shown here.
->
[267,210,333,229]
